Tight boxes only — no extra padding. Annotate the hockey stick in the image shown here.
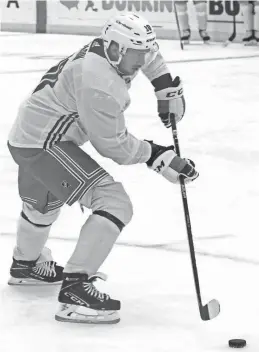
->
[223,13,236,46]
[170,113,220,321]
[173,1,184,50]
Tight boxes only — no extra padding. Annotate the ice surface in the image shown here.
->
[1,32,259,352]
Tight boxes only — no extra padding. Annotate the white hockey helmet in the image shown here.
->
[101,12,158,67]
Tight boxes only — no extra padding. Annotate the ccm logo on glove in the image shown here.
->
[166,88,183,98]
[146,141,199,184]
[155,76,185,128]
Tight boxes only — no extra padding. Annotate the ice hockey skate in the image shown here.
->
[199,29,210,43]
[55,272,121,324]
[181,29,191,44]
[8,247,63,285]
[242,30,257,45]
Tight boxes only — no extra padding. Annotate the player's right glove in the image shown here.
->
[146,141,199,184]
[155,76,185,128]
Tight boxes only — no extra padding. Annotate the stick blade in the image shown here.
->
[200,299,220,321]
[223,40,230,47]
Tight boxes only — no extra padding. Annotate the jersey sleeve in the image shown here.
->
[141,51,170,82]
[141,51,174,91]
[76,86,151,165]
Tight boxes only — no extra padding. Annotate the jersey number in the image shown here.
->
[33,41,97,94]
[33,57,70,94]
[144,25,152,34]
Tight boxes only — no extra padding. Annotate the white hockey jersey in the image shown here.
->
[8,38,170,165]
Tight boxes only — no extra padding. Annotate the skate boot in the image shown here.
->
[8,248,63,285]
[242,30,257,45]
[199,29,210,43]
[181,29,191,44]
[55,272,121,324]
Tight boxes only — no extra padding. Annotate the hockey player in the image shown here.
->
[174,0,210,43]
[7,12,198,324]
[240,1,259,44]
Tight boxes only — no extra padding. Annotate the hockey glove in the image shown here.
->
[146,141,198,184]
[155,76,185,128]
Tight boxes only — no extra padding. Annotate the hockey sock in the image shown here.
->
[64,214,120,276]
[254,2,259,35]
[13,214,51,261]
[240,1,254,33]
[174,1,190,31]
[195,1,208,30]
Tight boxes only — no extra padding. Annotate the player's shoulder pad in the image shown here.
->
[73,38,106,62]
[86,88,122,117]
[88,38,106,58]
[82,66,130,115]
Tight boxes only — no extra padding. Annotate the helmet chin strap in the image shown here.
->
[104,45,128,77]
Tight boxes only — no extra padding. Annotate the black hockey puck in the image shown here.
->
[228,339,246,348]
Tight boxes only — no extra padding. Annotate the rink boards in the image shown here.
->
[1,0,245,42]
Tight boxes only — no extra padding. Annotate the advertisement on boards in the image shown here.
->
[47,1,244,41]
[1,0,36,32]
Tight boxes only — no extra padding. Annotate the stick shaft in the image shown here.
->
[228,13,236,42]
[173,1,184,50]
[170,113,203,309]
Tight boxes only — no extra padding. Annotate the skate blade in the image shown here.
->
[244,41,257,46]
[55,304,120,324]
[8,276,62,286]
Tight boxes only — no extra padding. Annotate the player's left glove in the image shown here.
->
[146,141,199,184]
[155,76,185,128]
